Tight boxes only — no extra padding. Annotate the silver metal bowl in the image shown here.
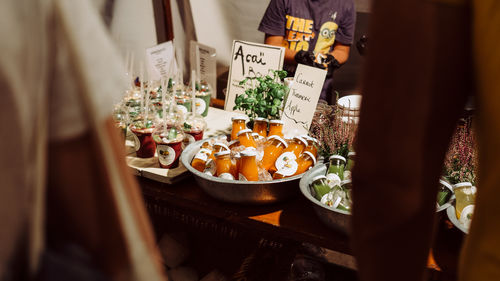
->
[300,166,457,234]
[180,138,302,205]
[299,164,351,234]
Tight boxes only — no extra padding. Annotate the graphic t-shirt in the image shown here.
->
[258,0,356,101]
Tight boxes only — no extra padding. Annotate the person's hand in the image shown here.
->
[322,54,340,78]
[295,50,329,71]
[294,51,341,77]
[294,50,317,67]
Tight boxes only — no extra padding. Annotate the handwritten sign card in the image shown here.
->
[282,64,327,135]
[145,41,176,81]
[190,41,217,98]
[225,40,285,111]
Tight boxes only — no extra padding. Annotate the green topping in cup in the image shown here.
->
[153,134,162,143]
[168,128,178,140]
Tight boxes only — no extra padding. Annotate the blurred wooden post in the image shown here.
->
[152,0,174,43]
[210,98,225,109]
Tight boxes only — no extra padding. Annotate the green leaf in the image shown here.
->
[277,70,287,79]
[271,107,277,116]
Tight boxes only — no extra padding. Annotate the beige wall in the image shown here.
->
[111,0,158,76]
[108,0,371,87]
[355,0,371,13]
[189,0,271,67]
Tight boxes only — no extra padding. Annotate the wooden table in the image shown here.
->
[140,176,350,249]
[139,175,464,280]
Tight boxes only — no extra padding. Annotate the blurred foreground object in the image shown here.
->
[351,0,500,281]
[0,0,167,280]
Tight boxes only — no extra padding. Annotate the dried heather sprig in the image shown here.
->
[443,117,478,185]
[309,100,358,159]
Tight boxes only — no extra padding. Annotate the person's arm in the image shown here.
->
[265,35,348,68]
[265,34,297,65]
[330,42,350,65]
[329,0,355,66]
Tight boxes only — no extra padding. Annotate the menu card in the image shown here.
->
[282,64,327,135]
[145,41,176,81]
[224,40,285,111]
[190,41,217,98]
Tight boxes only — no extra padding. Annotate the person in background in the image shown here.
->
[0,0,167,280]
[258,0,356,104]
[351,0,500,280]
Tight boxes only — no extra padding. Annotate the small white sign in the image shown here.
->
[225,40,285,111]
[145,41,176,81]
[190,41,217,98]
[282,64,327,135]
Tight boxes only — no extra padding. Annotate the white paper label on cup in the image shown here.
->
[275,152,297,171]
[326,173,342,188]
[194,149,210,162]
[343,170,352,181]
[276,160,298,176]
[186,134,196,144]
[219,173,234,180]
[321,192,334,207]
[157,144,176,166]
[177,104,188,116]
[195,97,206,115]
[460,204,474,229]
[204,159,216,175]
[133,134,140,151]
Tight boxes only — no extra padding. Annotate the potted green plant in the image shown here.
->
[233,70,288,121]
